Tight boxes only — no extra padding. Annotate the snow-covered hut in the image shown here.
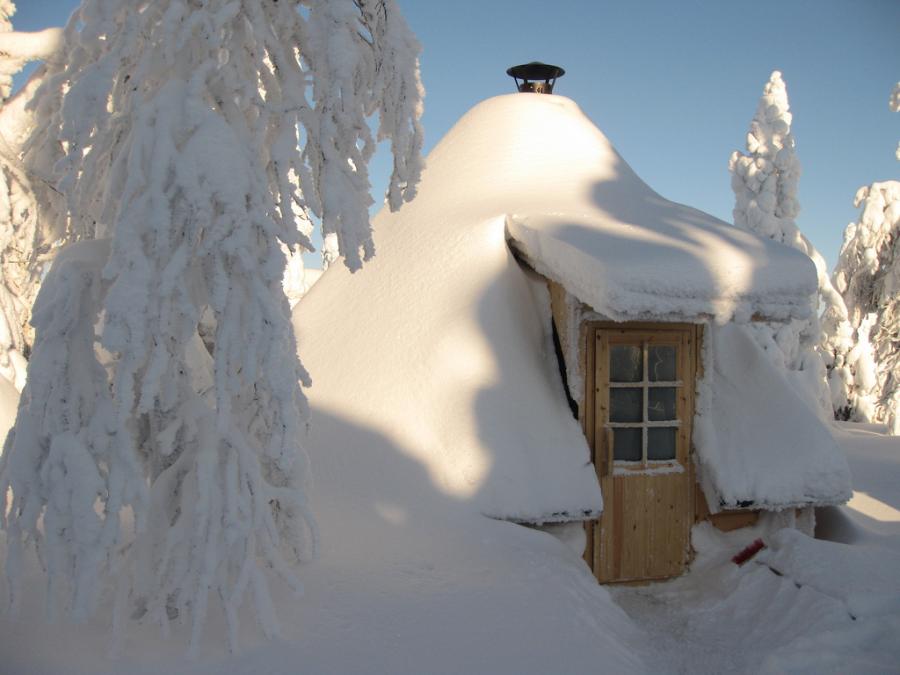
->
[293,88,851,585]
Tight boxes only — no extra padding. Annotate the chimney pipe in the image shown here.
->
[507,62,565,94]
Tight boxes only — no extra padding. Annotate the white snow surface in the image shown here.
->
[1,363,645,672]
[296,93,822,523]
[614,424,900,675]
[0,371,16,446]
[293,95,636,523]
[494,97,816,324]
[508,210,814,324]
[2,416,896,673]
[819,423,900,548]
[694,323,851,510]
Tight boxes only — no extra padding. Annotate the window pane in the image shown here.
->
[648,345,677,382]
[610,388,642,423]
[648,427,677,460]
[610,345,642,382]
[648,388,677,421]
[613,428,642,461]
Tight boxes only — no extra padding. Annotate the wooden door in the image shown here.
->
[585,323,697,583]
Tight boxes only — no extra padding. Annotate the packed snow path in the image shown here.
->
[612,531,899,674]
[611,423,900,674]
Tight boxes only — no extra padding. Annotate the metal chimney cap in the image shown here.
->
[506,62,565,81]
[506,62,565,94]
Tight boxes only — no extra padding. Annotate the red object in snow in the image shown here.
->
[732,538,766,565]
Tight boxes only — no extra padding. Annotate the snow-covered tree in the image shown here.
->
[729,70,842,415]
[823,180,900,434]
[823,83,900,435]
[0,0,423,652]
[0,2,65,391]
[730,71,801,245]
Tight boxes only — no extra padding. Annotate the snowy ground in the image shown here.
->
[1,418,898,673]
[615,422,900,674]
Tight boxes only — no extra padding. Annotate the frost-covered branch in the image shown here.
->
[0,27,64,62]
[1,0,423,651]
[0,1,64,100]
[0,2,67,391]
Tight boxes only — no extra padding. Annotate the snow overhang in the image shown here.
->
[505,208,818,326]
[693,323,852,513]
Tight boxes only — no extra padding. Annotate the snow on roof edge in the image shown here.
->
[694,323,852,511]
[506,213,816,326]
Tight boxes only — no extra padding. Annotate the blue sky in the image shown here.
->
[11,0,899,271]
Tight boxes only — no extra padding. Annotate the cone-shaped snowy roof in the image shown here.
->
[294,94,820,522]
[461,95,816,322]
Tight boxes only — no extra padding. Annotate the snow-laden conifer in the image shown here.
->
[0,0,423,651]
[823,180,900,434]
[729,71,842,414]
[822,84,900,434]
[730,72,801,245]
[0,2,65,391]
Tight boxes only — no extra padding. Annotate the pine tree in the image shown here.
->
[0,0,423,651]
[729,70,842,415]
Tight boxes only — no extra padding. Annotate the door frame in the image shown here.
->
[583,321,700,583]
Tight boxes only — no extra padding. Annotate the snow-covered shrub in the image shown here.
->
[1,0,423,652]
[729,71,841,416]
[823,180,900,434]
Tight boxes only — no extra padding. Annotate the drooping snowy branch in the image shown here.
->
[0,240,123,620]
[729,71,840,415]
[301,0,424,269]
[0,1,62,99]
[0,2,66,391]
[0,28,63,96]
[1,0,423,651]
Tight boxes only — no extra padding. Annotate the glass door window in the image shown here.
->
[607,340,682,466]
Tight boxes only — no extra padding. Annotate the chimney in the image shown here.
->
[506,62,565,94]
